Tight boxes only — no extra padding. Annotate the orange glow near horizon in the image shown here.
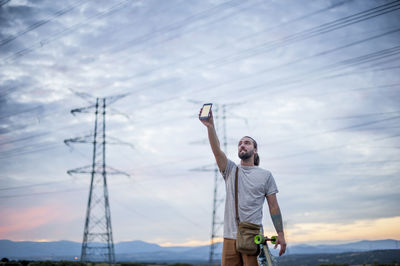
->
[155,216,400,247]
[160,237,224,247]
[1,210,399,246]
[159,216,400,247]
[281,216,400,244]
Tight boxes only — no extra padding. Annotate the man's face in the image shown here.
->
[238,137,256,160]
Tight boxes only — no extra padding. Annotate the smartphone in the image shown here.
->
[199,103,212,119]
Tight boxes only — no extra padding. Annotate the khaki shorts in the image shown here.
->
[222,238,258,266]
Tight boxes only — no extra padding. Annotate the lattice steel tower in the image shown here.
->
[65,97,128,265]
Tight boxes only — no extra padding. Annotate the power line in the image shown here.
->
[3,155,397,198]
[256,115,400,149]
[327,110,400,120]
[280,159,400,171]
[73,0,262,87]
[0,180,71,191]
[0,142,63,160]
[221,44,400,101]
[0,124,92,159]
[0,105,44,120]
[2,0,131,62]
[2,0,246,63]
[121,41,400,113]
[175,5,400,100]
[265,132,400,162]
[0,132,49,146]
[0,0,10,7]
[0,0,87,47]
[104,0,350,82]
[108,67,398,138]
[104,0,356,84]
[0,92,138,152]
[2,77,397,161]
[229,0,350,46]
[114,22,400,111]
[0,86,16,98]
[0,105,189,160]
[106,0,248,55]
[0,92,133,157]
[201,1,400,69]
[176,1,399,71]
[0,170,207,198]
[311,115,400,137]
[279,65,399,98]
[188,27,400,96]
[2,0,396,128]
[0,187,87,199]
[292,83,400,98]
[0,2,396,166]
[105,0,264,66]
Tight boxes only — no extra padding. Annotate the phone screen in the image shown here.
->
[200,103,212,119]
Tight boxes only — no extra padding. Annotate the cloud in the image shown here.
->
[0,0,399,245]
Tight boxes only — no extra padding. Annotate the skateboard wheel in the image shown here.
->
[271,236,277,244]
[254,234,263,244]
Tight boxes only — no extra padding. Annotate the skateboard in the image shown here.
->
[254,235,278,266]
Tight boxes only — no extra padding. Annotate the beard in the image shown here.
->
[238,149,254,160]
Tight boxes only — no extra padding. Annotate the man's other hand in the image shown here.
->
[274,233,287,256]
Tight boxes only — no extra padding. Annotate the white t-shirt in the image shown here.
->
[222,159,279,239]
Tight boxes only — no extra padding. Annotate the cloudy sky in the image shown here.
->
[0,0,399,250]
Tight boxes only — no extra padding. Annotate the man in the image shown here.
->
[199,108,286,266]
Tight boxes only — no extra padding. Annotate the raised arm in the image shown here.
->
[199,109,227,173]
[266,193,287,256]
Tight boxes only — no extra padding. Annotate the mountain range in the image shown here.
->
[0,239,399,263]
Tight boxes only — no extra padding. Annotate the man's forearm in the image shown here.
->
[267,194,286,255]
[271,212,284,234]
[267,194,284,234]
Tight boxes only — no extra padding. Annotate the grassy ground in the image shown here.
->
[0,262,208,266]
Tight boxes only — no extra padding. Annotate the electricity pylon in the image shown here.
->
[65,96,129,265]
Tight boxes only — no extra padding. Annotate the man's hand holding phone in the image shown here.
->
[199,103,213,128]
[199,102,227,172]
